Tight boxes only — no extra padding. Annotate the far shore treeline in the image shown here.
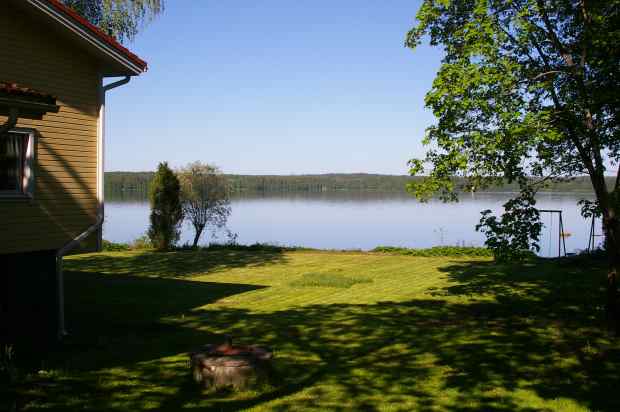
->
[105,172,613,200]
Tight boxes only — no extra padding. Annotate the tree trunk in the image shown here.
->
[587,169,620,334]
[603,212,620,334]
[192,225,205,248]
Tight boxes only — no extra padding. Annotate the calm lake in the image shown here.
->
[104,192,601,257]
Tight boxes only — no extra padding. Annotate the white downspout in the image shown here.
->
[55,76,131,339]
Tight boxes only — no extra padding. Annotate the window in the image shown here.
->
[0,130,34,198]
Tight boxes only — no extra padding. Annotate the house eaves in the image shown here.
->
[22,0,148,76]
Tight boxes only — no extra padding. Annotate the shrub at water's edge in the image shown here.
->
[102,236,153,252]
[372,246,493,257]
[103,239,494,256]
[194,242,309,252]
[102,239,130,252]
[102,240,308,253]
[148,162,184,251]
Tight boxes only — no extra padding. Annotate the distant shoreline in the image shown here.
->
[105,171,610,196]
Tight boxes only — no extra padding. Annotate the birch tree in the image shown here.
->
[178,162,231,248]
[61,0,164,42]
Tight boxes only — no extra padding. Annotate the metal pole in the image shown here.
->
[560,212,566,256]
[592,216,596,251]
[588,217,594,252]
[587,219,590,251]
[558,212,561,257]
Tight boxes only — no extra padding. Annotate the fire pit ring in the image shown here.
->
[189,336,273,389]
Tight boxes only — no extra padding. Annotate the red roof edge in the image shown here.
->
[0,81,57,105]
[42,0,148,72]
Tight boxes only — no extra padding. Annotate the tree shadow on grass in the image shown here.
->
[432,257,607,321]
[56,270,268,369]
[15,256,620,412]
[65,247,288,278]
[5,269,267,411]
[160,257,619,411]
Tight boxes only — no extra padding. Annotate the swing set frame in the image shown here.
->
[586,215,604,252]
[539,209,567,257]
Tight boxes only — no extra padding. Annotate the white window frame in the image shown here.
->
[0,128,35,199]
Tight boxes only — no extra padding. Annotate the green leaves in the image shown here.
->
[62,0,164,42]
[406,0,620,189]
[177,162,231,248]
[476,187,542,262]
[405,0,620,261]
[148,161,183,251]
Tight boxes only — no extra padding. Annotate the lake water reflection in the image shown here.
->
[103,192,600,257]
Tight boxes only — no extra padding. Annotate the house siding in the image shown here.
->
[0,1,101,254]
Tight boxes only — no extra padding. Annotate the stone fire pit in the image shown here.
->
[189,337,273,389]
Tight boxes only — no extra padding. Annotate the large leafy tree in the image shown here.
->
[406,0,619,330]
[178,162,232,248]
[61,0,163,42]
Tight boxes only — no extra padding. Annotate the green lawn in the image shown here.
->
[9,248,620,411]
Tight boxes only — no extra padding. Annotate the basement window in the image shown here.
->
[0,130,35,198]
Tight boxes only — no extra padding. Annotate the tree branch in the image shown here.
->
[579,0,590,69]
[528,34,567,114]
[536,0,575,67]
[573,0,606,184]
[535,0,600,172]
[523,12,600,187]
[532,70,563,80]
[530,174,561,189]
[492,6,547,77]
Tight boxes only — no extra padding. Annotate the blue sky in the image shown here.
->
[105,0,443,174]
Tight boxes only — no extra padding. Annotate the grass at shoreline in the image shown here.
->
[103,239,493,257]
[372,245,493,257]
[6,248,620,411]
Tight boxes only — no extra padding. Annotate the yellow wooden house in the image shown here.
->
[0,0,147,341]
